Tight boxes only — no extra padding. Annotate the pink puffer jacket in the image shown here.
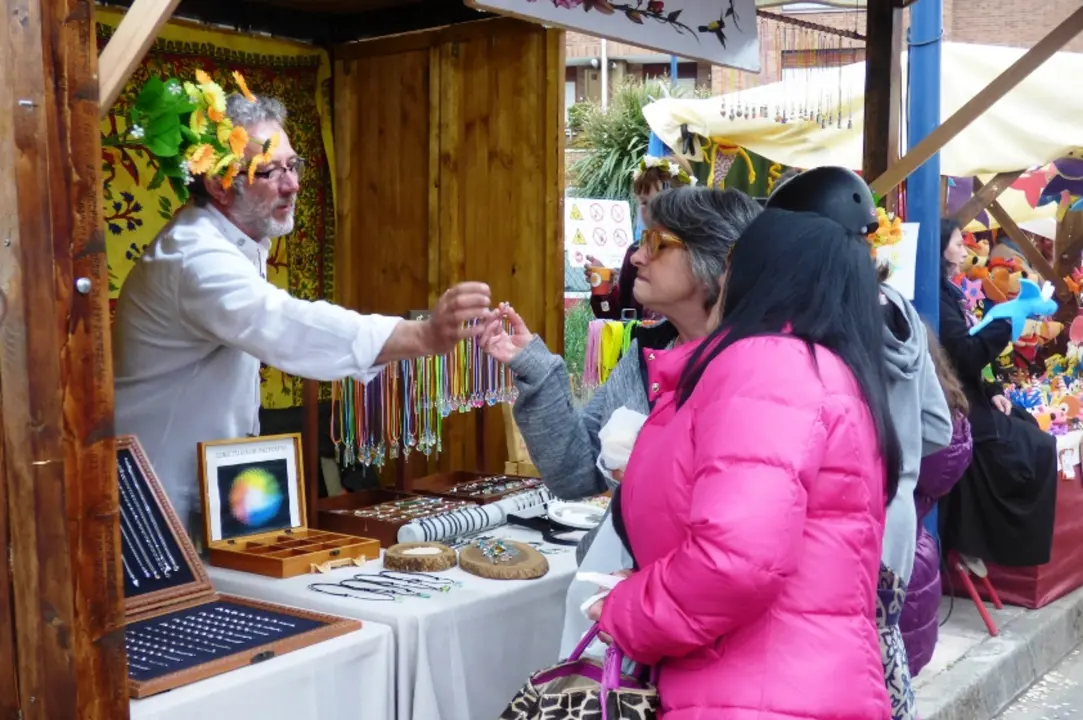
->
[600,336,891,720]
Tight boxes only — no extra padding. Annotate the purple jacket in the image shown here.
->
[900,413,973,676]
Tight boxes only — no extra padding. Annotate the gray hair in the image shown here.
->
[191,93,288,205]
[225,92,288,128]
[647,186,762,309]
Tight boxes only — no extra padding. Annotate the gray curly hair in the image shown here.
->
[646,187,762,310]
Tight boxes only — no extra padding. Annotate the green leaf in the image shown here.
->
[180,126,199,144]
[168,176,190,204]
[147,112,180,140]
[158,195,172,213]
[135,77,166,113]
[147,167,166,191]
[146,127,182,158]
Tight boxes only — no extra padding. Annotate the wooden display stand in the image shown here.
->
[119,436,361,698]
[407,470,542,505]
[318,489,473,547]
[198,434,380,578]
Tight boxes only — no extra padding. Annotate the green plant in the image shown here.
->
[566,101,594,134]
[563,299,593,381]
[569,77,693,204]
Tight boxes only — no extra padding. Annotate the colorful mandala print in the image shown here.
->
[97,19,335,409]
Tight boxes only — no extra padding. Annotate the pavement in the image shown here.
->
[916,585,1083,719]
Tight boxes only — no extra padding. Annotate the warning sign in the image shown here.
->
[563,197,631,269]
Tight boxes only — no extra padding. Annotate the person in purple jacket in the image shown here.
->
[900,324,974,676]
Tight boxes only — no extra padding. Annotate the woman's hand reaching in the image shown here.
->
[992,394,1013,415]
[479,302,534,364]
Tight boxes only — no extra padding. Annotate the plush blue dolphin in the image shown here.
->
[968,279,1058,341]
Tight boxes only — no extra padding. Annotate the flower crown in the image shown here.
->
[121,69,278,203]
[868,207,903,250]
[632,155,698,187]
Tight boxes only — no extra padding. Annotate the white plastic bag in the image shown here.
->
[597,406,648,477]
[560,513,633,661]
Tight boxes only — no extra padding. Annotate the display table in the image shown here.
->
[960,431,1083,609]
[129,624,394,720]
[207,527,580,720]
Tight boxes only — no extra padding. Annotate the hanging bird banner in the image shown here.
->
[466,0,761,72]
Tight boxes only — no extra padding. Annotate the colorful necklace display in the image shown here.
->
[330,319,517,468]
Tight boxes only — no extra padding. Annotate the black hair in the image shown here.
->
[676,208,902,504]
[940,217,962,279]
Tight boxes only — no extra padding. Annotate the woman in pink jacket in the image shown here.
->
[590,209,902,719]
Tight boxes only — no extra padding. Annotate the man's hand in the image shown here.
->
[421,282,492,355]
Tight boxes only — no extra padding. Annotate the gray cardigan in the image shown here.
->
[508,336,651,560]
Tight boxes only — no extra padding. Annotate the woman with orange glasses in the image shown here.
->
[480,186,761,660]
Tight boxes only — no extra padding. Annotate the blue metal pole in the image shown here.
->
[670,55,679,85]
[908,0,944,537]
[908,0,943,330]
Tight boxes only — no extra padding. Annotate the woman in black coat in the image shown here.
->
[937,219,1057,568]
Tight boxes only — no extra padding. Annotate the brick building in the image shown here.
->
[564,0,1083,110]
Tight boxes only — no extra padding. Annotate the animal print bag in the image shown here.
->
[499,624,658,720]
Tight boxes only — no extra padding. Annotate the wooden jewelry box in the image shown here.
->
[198,433,380,578]
[117,435,361,698]
[407,470,544,505]
[318,488,478,548]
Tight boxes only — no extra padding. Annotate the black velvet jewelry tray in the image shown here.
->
[118,436,361,699]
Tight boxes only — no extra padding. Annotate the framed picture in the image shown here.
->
[197,434,305,545]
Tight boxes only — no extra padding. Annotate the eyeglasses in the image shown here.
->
[251,157,307,183]
[639,227,684,258]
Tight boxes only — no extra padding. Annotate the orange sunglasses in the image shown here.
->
[639,228,684,258]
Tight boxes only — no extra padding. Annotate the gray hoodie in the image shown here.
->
[880,285,953,584]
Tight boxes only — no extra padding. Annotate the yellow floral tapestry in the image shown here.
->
[97,8,336,409]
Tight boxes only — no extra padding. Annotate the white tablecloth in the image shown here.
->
[129,624,394,720]
[207,528,579,720]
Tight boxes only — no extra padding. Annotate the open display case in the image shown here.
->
[197,433,380,578]
[118,436,361,698]
[407,471,544,505]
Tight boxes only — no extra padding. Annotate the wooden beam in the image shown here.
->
[861,3,903,185]
[984,198,1067,297]
[98,0,182,116]
[1,0,127,717]
[871,5,1083,197]
[951,171,1024,227]
[302,379,320,529]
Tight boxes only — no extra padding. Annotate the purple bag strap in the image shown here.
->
[567,624,602,662]
[587,627,655,720]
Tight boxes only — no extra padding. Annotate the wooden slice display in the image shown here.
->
[459,539,549,580]
[383,542,456,572]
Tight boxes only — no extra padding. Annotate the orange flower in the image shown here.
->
[207,105,225,123]
[247,156,263,184]
[186,143,217,175]
[233,71,256,103]
[222,163,240,190]
[227,126,249,157]
[195,69,213,85]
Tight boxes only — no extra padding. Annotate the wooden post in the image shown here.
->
[98,0,183,115]
[302,378,320,528]
[984,198,1066,297]
[0,0,127,717]
[871,5,1083,197]
[861,2,903,193]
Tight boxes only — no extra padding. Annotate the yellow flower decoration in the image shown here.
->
[233,71,257,103]
[227,126,249,157]
[185,143,217,176]
[222,163,240,190]
[246,132,281,183]
[189,109,208,136]
[194,69,213,85]
[213,153,237,174]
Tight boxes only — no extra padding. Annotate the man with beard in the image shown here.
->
[113,93,491,536]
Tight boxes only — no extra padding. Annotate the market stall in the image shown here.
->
[208,527,580,720]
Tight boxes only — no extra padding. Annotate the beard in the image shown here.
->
[232,184,296,239]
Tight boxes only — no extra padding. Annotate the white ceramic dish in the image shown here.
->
[547,501,605,530]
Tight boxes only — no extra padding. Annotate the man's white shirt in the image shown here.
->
[113,203,401,530]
